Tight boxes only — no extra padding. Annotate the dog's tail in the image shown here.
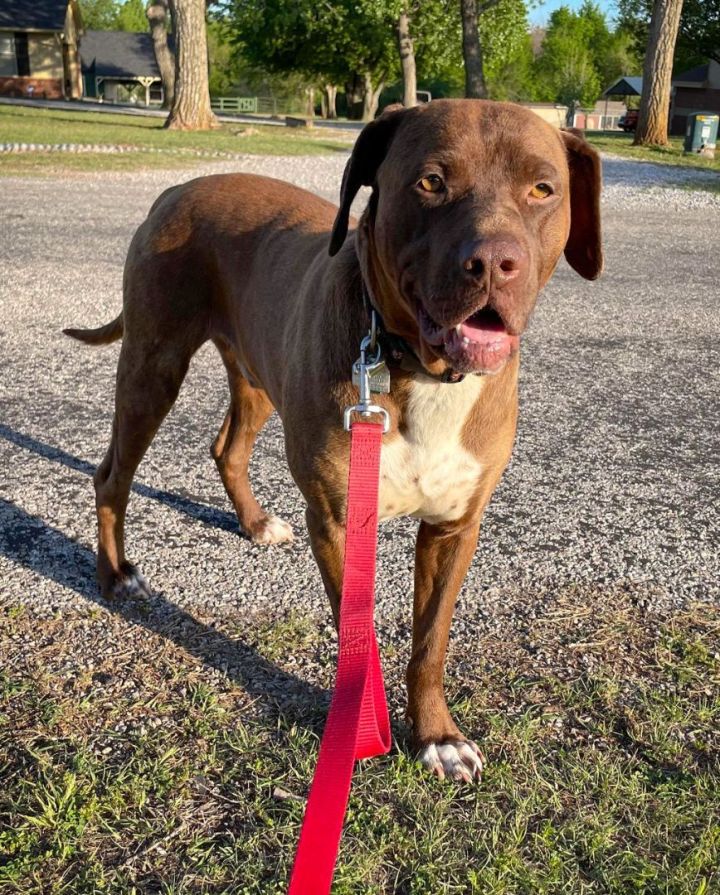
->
[63,313,123,346]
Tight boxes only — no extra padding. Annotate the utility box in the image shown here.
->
[684,113,718,158]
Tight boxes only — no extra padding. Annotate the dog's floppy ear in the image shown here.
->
[560,129,603,280]
[329,104,406,256]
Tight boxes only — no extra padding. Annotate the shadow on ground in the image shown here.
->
[0,421,328,729]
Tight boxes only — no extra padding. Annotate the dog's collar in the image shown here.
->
[360,281,465,385]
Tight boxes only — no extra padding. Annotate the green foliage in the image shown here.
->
[480,0,532,84]
[215,0,642,109]
[80,0,121,30]
[487,33,536,101]
[225,0,399,87]
[207,19,244,96]
[80,0,148,32]
[114,0,148,31]
[531,2,641,109]
[413,0,534,101]
[617,0,720,71]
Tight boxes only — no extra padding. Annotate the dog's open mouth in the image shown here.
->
[418,304,519,375]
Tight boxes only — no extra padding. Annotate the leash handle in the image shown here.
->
[288,421,390,894]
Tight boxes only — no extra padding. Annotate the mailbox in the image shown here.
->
[684,112,718,158]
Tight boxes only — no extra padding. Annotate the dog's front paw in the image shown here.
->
[417,738,485,783]
[105,562,152,599]
[248,515,294,545]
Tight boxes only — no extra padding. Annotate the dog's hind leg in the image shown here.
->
[95,336,198,598]
[211,342,293,545]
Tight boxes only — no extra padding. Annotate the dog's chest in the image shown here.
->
[378,376,484,524]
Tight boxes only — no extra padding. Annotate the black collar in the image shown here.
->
[361,281,466,384]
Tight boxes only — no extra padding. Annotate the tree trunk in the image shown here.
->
[164,0,218,130]
[634,0,684,146]
[345,74,363,119]
[397,9,417,107]
[460,0,486,98]
[305,86,315,118]
[146,0,175,109]
[362,72,384,121]
[324,83,337,119]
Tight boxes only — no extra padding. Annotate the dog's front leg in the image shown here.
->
[305,506,344,629]
[407,519,485,782]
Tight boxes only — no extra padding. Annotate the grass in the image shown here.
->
[585,131,720,173]
[1,589,718,894]
[0,104,352,175]
[2,105,719,182]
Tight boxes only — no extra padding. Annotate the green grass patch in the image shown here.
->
[0,149,211,176]
[0,104,352,175]
[1,594,718,893]
[585,131,720,173]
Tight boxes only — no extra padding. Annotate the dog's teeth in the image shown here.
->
[462,336,471,346]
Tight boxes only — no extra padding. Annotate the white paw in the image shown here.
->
[418,739,485,783]
[251,515,294,545]
[111,564,152,599]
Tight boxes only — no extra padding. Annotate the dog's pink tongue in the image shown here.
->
[444,311,517,374]
[458,314,508,346]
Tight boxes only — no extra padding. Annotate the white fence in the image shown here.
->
[210,97,278,116]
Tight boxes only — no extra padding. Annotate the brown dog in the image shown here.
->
[65,100,602,782]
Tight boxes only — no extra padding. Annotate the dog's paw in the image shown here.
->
[417,739,485,783]
[249,515,294,545]
[108,562,152,599]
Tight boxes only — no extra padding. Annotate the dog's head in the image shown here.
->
[330,99,602,376]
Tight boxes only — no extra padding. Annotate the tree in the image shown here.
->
[634,0,684,146]
[459,0,530,99]
[534,15,602,108]
[165,0,219,130]
[617,0,719,71]
[397,8,417,106]
[81,0,121,29]
[82,0,159,30]
[115,0,149,30]
[225,0,399,119]
[529,3,632,109]
[677,0,720,64]
[460,0,497,97]
[146,0,175,109]
[479,0,530,89]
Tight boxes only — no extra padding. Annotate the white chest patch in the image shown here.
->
[378,375,484,524]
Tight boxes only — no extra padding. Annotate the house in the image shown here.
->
[520,102,568,129]
[81,30,169,106]
[573,100,626,130]
[0,0,82,99]
[671,60,720,135]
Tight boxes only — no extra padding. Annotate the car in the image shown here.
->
[618,109,639,132]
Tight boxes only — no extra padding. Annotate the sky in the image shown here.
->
[529,0,617,27]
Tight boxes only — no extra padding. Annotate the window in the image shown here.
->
[0,33,16,77]
[15,33,30,77]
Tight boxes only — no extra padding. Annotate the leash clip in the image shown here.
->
[344,314,390,433]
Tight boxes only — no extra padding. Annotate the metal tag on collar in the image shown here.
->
[351,311,391,396]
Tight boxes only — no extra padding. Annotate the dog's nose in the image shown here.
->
[461,237,525,286]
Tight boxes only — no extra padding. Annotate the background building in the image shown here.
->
[0,0,82,100]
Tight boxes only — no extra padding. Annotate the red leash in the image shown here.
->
[288,420,391,894]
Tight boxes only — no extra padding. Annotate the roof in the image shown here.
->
[602,76,643,97]
[81,30,172,80]
[0,0,69,31]
[673,63,709,84]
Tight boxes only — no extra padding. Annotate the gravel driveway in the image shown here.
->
[1,153,718,649]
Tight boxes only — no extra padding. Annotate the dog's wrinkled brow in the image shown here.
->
[510,153,561,184]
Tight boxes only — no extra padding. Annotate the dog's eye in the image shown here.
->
[418,174,444,193]
[530,182,553,199]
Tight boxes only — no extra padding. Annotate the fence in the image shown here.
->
[210,97,278,116]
